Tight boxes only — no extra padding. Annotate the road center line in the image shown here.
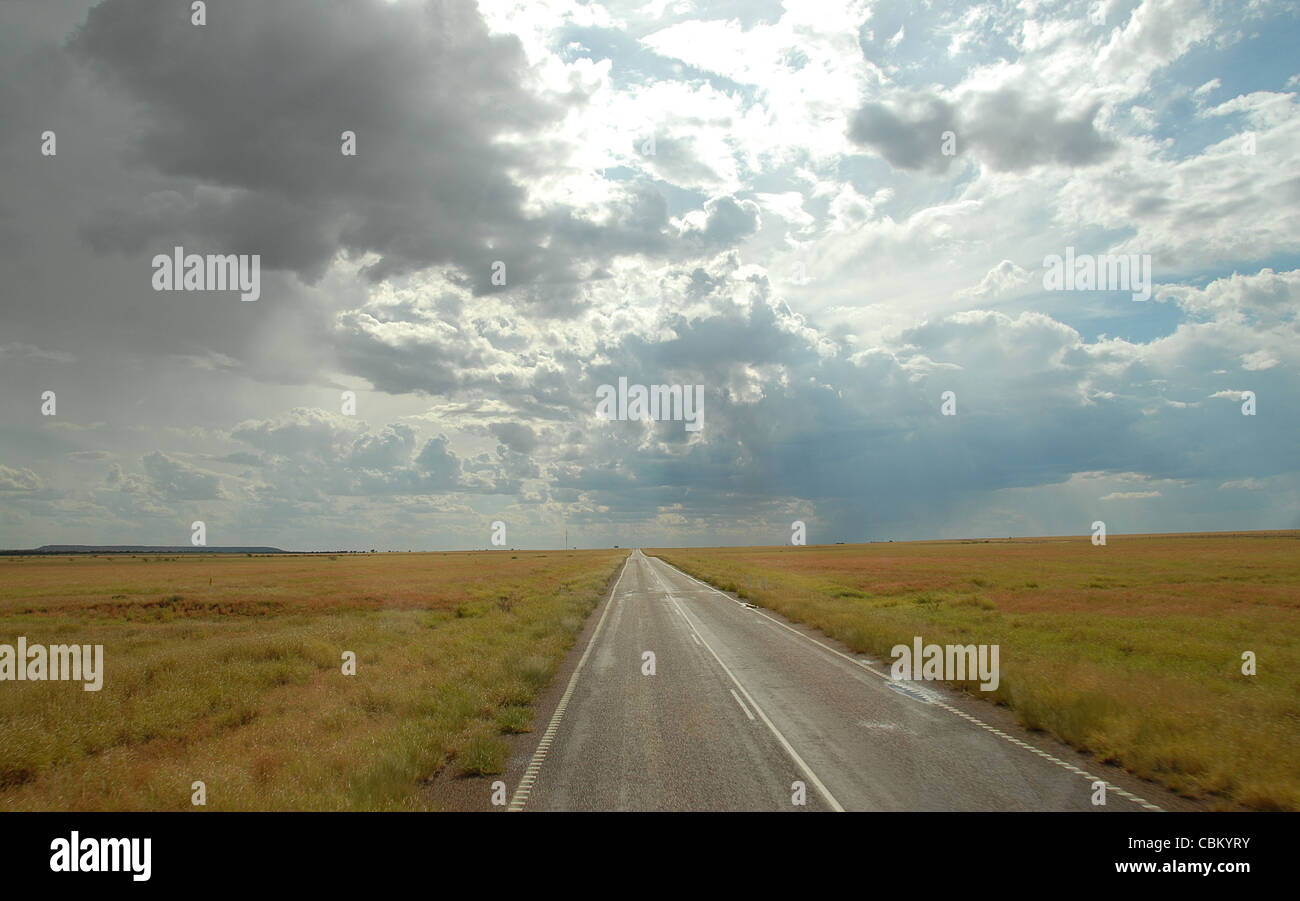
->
[729,688,756,721]
[645,559,846,812]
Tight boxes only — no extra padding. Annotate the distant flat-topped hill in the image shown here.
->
[0,545,288,555]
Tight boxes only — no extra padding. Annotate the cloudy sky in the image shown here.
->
[1,0,1296,551]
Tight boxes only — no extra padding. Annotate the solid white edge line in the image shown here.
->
[507,552,633,811]
[646,554,1163,813]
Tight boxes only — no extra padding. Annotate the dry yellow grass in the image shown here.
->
[648,532,1300,810]
[0,549,627,810]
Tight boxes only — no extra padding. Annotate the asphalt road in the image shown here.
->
[513,550,1161,812]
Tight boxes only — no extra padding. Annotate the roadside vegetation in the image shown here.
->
[0,549,627,810]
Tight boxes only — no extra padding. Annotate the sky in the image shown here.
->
[0,0,1296,551]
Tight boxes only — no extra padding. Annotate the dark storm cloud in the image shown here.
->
[0,0,743,418]
[66,0,691,302]
[849,86,1115,173]
[68,0,563,282]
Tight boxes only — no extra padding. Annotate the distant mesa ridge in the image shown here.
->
[0,545,288,556]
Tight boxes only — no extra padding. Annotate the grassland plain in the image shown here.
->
[0,549,627,810]
[648,532,1300,810]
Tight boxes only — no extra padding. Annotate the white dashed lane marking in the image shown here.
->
[729,688,756,721]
